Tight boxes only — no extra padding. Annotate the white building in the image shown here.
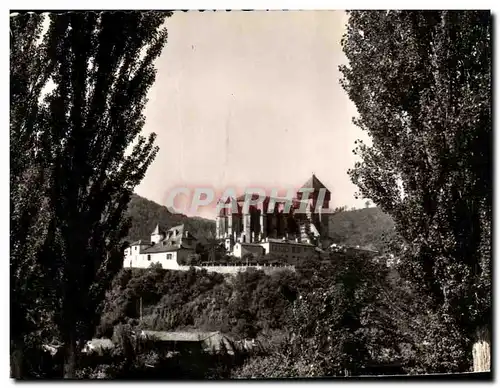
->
[123,224,197,270]
[260,238,320,261]
[231,237,320,261]
[232,242,265,259]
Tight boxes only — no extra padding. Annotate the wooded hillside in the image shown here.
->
[328,207,395,251]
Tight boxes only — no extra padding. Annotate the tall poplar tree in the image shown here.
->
[340,10,491,370]
[10,11,172,377]
[10,12,60,378]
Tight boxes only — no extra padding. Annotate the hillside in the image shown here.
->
[125,195,395,251]
[328,207,396,251]
[125,194,216,241]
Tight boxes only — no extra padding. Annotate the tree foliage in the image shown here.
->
[231,251,403,378]
[95,253,432,378]
[289,251,401,377]
[340,10,491,368]
[99,266,298,341]
[10,12,62,378]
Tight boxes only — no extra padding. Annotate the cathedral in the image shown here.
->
[216,174,332,251]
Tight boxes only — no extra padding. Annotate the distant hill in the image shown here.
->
[328,207,396,251]
[125,194,216,242]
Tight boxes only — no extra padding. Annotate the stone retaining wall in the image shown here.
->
[178,263,295,275]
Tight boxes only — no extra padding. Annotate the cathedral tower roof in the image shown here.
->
[300,174,331,194]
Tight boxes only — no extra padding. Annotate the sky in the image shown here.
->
[135,10,370,219]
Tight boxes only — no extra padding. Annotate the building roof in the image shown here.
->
[300,174,331,194]
[139,331,235,354]
[86,338,114,349]
[346,246,380,254]
[142,224,196,254]
[238,242,265,247]
[140,331,216,342]
[235,194,294,203]
[130,239,150,246]
[168,224,186,236]
[82,338,114,354]
[219,196,237,204]
[142,242,193,254]
[266,238,315,247]
[236,193,258,202]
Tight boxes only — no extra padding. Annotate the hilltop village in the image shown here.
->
[123,174,379,273]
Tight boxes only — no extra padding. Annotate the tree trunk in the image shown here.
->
[63,334,77,378]
[472,325,490,372]
[10,341,24,379]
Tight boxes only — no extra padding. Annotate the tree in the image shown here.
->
[333,205,348,213]
[340,10,491,371]
[233,251,399,378]
[291,251,400,377]
[10,11,172,377]
[201,233,226,263]
[10,12,60,378]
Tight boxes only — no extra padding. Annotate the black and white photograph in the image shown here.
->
[8,7,492,380]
